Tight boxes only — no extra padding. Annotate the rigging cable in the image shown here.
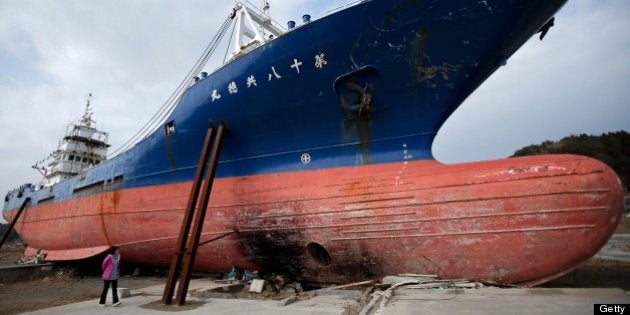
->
[108,16,234,157]
[223,19,237,64]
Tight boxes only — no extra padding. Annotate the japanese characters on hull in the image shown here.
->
[210,53,328,102]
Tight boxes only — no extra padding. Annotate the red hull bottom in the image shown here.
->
[8,155,624,285]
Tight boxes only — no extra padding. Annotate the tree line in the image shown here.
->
[511,130,629,189]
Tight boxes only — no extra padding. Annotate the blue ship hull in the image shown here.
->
[31,0,564,200]
[5,1,567,206]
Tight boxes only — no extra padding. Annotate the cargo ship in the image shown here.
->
[3,0,624,286]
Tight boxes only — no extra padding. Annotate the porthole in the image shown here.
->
[306,242,332,266]
[301,153,311,164]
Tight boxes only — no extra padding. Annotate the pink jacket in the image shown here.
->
[101,254,121,280]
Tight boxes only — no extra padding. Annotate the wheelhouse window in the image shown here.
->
[165,121,176,136]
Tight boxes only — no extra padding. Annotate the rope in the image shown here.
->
[223,19,237,64]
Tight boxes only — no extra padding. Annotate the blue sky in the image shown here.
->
[1,1,629,223]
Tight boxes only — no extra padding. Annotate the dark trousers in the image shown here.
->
[99,279,119,304]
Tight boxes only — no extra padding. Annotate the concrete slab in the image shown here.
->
[16,278,630,315]
[249,279,265,293]
[102,287,132,301]
[0,263,54,282]
[366,287,630,315]
[20,278,360,315]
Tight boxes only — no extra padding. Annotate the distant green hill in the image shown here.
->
[511,130,630,190]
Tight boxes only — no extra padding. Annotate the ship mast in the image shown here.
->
[228,1,284,60]
[80,93,95,128]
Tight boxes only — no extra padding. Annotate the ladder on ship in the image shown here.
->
[162,121,226,306]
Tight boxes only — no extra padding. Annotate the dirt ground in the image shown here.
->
[1,217,629,315]
[0,273,166,315]
[0,249,166,314]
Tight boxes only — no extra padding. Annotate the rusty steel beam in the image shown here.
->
[175,121,226,306]
[0,198,30,249]
[162,125,216,305]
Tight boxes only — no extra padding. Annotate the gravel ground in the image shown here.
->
[0,252,166,315]
[1,217,629,315]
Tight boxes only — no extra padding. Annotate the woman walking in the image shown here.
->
[99,246,121,307]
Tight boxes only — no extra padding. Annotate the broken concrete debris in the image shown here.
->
[249,279,265,293]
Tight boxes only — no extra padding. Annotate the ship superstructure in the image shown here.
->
[33,94,110,187]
